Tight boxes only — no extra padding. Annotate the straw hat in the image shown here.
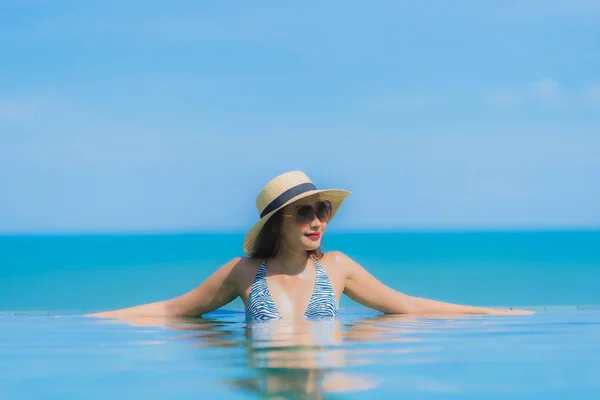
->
[243,171,351,255]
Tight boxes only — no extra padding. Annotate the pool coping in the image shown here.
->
[1,305,599,316]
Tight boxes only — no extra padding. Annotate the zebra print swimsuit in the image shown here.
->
[246,256,339,323]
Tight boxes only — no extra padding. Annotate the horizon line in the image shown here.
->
[1,226,599,236]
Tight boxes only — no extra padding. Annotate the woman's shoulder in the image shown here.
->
[320,250,355,267]
[226,256,263,275]
[213,257,263,289]
[213,256,262,277]
[319,251,361,282]
[225,256,263,269]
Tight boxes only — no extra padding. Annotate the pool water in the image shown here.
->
[2,308,599,399]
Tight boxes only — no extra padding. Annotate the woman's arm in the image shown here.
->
[86,257,242,319]
[332,252,532,315]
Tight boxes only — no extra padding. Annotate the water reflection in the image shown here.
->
[102,313,485,398]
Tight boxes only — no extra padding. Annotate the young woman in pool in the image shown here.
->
[88,171,531,321]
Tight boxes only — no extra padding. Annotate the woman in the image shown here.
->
[87,171,531,321]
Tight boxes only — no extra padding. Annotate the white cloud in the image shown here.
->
[529,79,558,100]
[488,80,600,109]
[487,79,560,107]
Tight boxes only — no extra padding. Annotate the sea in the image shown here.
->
[1,230,599,312]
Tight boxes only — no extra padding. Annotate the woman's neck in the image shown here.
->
[269,245,311,275]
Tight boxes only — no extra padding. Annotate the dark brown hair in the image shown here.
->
[250,210,324,259]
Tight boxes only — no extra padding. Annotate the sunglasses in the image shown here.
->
[282,200,333,225]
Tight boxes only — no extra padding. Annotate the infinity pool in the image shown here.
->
[1,308,599,399]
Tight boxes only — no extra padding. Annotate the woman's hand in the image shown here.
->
[485,308,534,316]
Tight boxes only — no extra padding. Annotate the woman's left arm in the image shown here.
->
[332,251,532,315]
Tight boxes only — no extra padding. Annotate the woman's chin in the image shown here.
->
[301,238,321,250]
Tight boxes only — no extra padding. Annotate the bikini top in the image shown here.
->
[245,256,339,323]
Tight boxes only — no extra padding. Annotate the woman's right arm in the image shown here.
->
[85,257,242,319]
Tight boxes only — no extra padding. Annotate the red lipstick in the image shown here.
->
[305,232,321,240]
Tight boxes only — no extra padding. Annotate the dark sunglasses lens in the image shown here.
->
[317,201,332,221]
[295,205,315,224]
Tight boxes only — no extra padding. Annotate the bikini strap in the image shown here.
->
[251,258,268,285]
[311,254,324,270]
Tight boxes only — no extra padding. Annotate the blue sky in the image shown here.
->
[1,0,599,233]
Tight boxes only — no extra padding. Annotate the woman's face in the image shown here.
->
[279,194,331,252]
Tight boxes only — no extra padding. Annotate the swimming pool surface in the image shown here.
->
[2,307,599,399]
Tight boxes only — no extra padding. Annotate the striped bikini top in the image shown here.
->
[246,256,339,323]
